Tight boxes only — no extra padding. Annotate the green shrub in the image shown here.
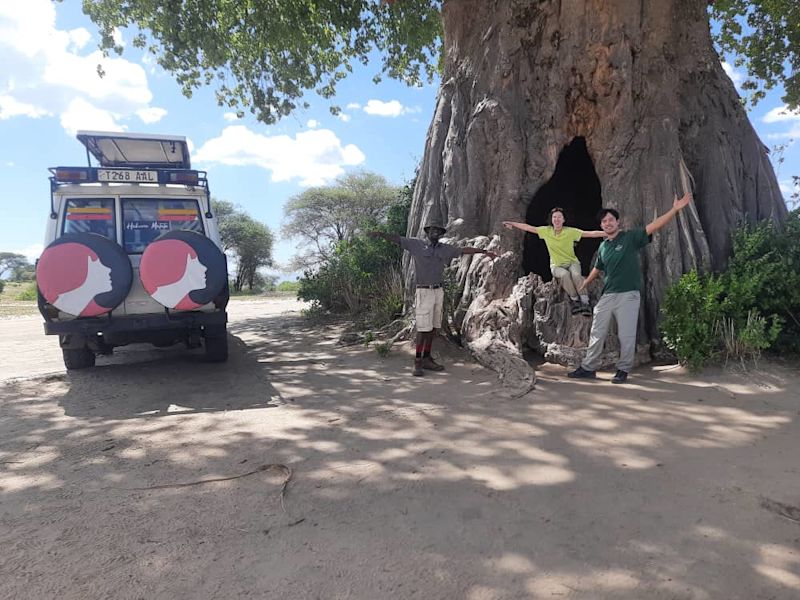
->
[276,280,300,292]
[661,209,800,369]
[721,209,800,353]
[716,310,781,368]
[374,341,392,357]
[661,271,724,370]
[15,282,37,301]
[0,279,5,295]
[297,190,410,327]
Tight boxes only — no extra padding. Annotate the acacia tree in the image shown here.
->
[85,1,797,392]
[282,171,401,269]
[0,253,29,280]
[212,200,275,292]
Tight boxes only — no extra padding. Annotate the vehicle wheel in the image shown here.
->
[204,332,228,362]
[62,347,96,370]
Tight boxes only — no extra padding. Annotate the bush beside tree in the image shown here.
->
[296,176,412,326]
[661,209,800,369]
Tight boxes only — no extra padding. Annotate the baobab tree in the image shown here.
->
[84,0,796,392]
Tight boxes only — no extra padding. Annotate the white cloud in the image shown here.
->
[763,105,800,124]
[766,126,800,140]
[779,179,799,203]
[0,0,158,134]
[41,49,152,107]
[194,125,365,186]
[112,27,125,48]
[362,99,421,117]
[721,61,744,89]
[5,162,15,167]
[363,99,405,117]
[337,113,352,123]
[306,119,319,128]
[136,107,167,124]
[60,98,124,136]
[223,112,239,122]
[68,28,91,52]
[763,106,800,139]
[13,243,44,263]
[346,102,361,110]
[0,94,50,120]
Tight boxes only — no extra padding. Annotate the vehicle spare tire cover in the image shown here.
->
[36,233,133,317]
[139,230,227,310]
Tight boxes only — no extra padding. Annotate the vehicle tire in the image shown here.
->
[62,347,96,370]
[204,332,228,362]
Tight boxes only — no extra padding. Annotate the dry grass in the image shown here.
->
[0,282,38,319]
[229,290,298,302]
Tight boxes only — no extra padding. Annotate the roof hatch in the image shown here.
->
[76,130,192,169]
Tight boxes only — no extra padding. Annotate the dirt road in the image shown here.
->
[1,298,799,599]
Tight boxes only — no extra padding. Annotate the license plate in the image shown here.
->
[98,169,158,183]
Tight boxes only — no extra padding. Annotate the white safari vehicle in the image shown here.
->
[36,131,229,369]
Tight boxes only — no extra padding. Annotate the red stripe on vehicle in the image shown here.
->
[66,214,113,220]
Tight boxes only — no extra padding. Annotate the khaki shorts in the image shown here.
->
[415,287,444,332]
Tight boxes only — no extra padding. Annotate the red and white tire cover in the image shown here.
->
[37,233,133,317]
[139,230,227,310]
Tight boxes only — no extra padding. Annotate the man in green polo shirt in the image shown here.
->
[568,191,692,384]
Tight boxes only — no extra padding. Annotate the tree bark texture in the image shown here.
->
[406,0,788,393]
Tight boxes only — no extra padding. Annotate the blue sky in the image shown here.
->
[1,2,798,277]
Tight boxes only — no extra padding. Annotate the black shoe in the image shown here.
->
[611,370,628,384]
[570,300,582,315]
[580,302,592,315]
[413,359,424,377]
[421,356,445,371]
[568,366,596,379]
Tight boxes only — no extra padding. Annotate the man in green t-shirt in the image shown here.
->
[568,191,692,384]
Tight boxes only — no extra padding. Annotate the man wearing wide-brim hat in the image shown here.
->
[369,219,498,376]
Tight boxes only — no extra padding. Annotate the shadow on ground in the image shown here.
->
[1,313,799,599]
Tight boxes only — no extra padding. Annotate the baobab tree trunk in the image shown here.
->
[407,0,787,394]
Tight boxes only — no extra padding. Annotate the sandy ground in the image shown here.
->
[1,298,799,599]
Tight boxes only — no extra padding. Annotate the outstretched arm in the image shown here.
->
[578,267,601,293]
[645,191,692,235]
[367,231,402,245]
[462,247,499,259]
[503,221,538,235]
[580,230,606,239]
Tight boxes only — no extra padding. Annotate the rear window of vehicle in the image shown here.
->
[122,198,204,254]
[62,198,116,240]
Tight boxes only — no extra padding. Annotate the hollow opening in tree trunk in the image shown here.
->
[523,137,603,281]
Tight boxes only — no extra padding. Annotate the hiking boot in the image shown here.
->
[611,370,628,384]
[570,300,583,315]
[580,302,592,315]
[421,356,445,371]
[413,359,424,376]
[567,366,596,379]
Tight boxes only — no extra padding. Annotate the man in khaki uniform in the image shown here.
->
[369,220,498,376]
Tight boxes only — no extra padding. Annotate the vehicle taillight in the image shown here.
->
[168,171,199,185]
[54,168,91,183]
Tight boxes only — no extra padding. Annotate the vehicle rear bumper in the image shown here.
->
[43,310,227,336]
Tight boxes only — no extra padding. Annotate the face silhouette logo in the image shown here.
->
[37,234,133,317]
[141,239,208,309]
[139,230,227,310]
